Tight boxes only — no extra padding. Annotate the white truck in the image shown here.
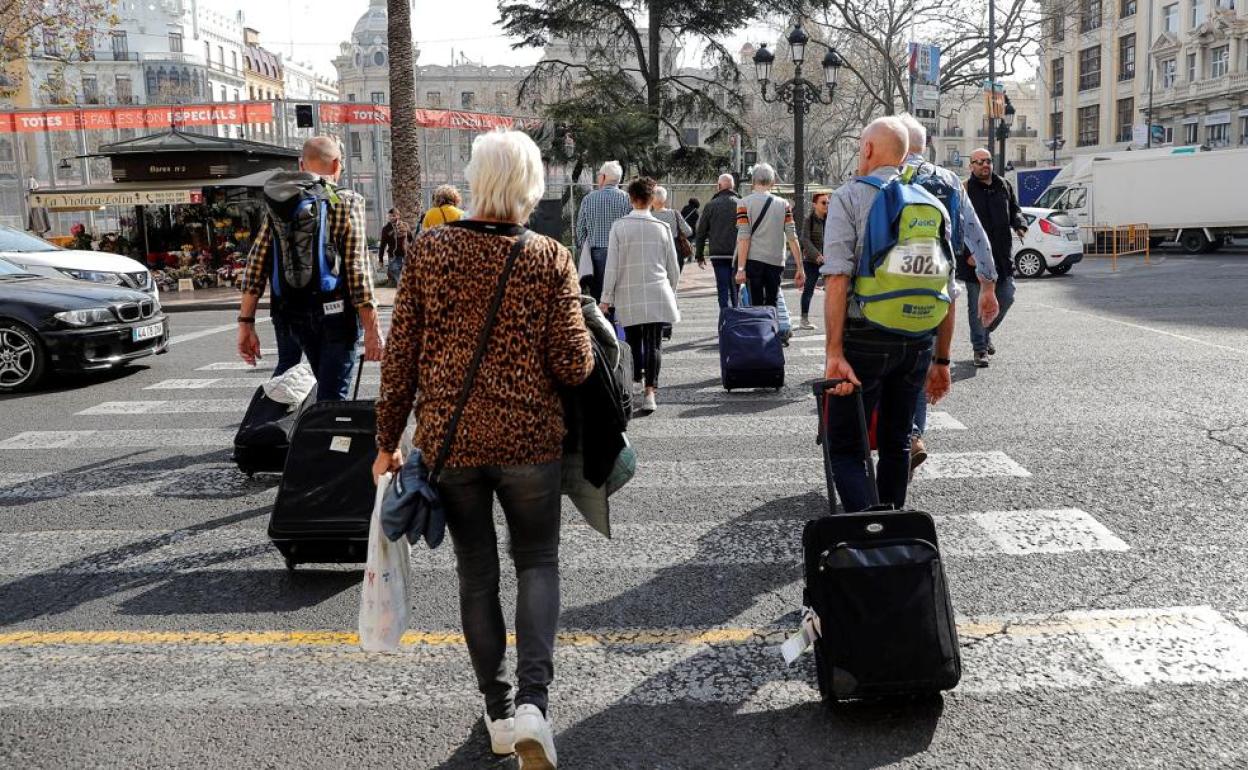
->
[1033,147,1248,254]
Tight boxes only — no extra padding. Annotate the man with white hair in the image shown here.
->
[238,135,383,401]
[575,160,632,303]
[733,163,806,307]
[695,173,743,308]
[819,116,958,511]
[896,113,999,473]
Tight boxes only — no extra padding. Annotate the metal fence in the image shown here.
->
[1081,223,1151,271]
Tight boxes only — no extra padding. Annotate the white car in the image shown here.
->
[1012,207,1084,279]
[0,225,158,299]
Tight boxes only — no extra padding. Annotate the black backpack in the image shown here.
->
[263,171,342,306]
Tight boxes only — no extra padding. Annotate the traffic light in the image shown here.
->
[295,104,314,128]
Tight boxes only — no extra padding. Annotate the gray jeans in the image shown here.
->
[439,461,562,720]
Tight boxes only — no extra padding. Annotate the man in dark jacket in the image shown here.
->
[963,148,1028,367]
[695,174,742,309]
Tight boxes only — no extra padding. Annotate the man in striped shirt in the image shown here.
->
[236,136,383,401]
[575,160,631,302]
[733,163,806,307]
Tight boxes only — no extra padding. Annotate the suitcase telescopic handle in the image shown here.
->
[352,357,368,401]
[811,378,881,509]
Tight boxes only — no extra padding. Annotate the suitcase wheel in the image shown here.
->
[284,555,297,572]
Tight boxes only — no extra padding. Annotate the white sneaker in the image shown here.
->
[514,704,557,769]
[642,391,657,412]
[632,380,644,396]
[483,711,515,756]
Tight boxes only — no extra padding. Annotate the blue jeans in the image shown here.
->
[745,260,783,307]
[800,260,821,316]
[711,259,738,309]
[276,303,361,401]
[270,313,304,376]
[438,462,563,720]
[584,246,609,303]
[964,276,1015,353]
[824,325,933,512]
[386,255,404,286]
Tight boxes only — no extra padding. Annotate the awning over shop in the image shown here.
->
[28,168,281,210]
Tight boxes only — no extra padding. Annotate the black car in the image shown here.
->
[0,257,168,392]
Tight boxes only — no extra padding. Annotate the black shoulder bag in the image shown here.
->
[380,229,531,548]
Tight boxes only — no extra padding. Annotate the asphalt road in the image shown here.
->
[1,250,1247,768]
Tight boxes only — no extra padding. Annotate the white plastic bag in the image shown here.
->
[358,472,411,652]
[263,362,316,405]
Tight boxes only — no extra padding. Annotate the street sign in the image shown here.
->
[1132,124,1148,146]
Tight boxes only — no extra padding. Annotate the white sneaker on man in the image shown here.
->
[641,391,657,412]
[483,711,515,756]
[514,704,557,769]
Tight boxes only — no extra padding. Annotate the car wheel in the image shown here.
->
[1014,250,1046,278]
[1047,264,1072,276]
[0,321,46,392]
[1179,230,1210,254]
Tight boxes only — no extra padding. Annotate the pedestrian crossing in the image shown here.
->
[1,276,1242,756]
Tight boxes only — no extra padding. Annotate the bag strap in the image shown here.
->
[749,195,775,237]
[428,229,531,482]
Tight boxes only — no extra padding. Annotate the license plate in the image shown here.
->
[132,322,163,342]
[1066,232,1079,241]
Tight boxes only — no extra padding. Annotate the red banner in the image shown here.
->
[0,103,276,133]
[318,103,539,131]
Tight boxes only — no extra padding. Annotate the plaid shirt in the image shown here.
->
[575,185,632,251]
[239,186,375,308]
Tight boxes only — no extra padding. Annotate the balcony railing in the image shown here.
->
[1014,128,1039,137]
[207,61,244,77]
[941,127,964,137]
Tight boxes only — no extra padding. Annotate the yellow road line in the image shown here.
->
[0,612,1209,650]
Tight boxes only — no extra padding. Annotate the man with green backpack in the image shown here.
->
[819,116,958,511]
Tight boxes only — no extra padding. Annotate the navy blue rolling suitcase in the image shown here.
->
[803,379,961,702]
[718,288,785,391]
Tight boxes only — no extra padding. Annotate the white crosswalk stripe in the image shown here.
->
[0,508,1126,575]
[78,400,252,415]
[144,376,380,390]
[627,412,965,436]
[631,452,1029,486]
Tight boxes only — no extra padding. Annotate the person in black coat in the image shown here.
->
[680,198,700,233]
[962,148,1028,367]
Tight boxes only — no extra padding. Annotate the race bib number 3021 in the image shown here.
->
[882,244,948,277]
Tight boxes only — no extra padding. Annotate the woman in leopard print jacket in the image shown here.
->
[372,130,593,766]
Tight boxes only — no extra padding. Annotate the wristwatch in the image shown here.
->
[933,357,951,366]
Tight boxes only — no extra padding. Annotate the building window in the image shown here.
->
[347,93,356,102]
[1207,122,1230,147]
[220,86,227,102]
[1120,0,1137,16]
[205,41,211,64]
[111,31,128,60]
[426,91,442,107]
[1116,97,1134,142]
[461,91,474,109]
[1186,52,1197,81]
[1184,121,1199,144]
[116,75,133,104]
[1241,116,1248,144]
[1119,34,1135,80]
[1051,15,1066,42]
[1211,45,1230,78]
[1017,145,1028,162]
[1051,58,1065,97]
[217,45,224,65]
[42,29,60,57]
[349,132,362,159]
[233,89,239,101]
[232,51,238,72]
[249,86,255,100]
[45,74,67,103]
[496,91,509,110]
[1191,3,1207,27]
[81,75,98,104]
[1080,0,1102,32]
[1162,3,1178,32]
[1051,111,1064,141]
[1217,0,1235,8]
[1079,46,1102,90]
[1161,58,1177,87]
[373,51,385,66]
[371,91,385,103]
[682,127,699,146]
[1078,105,1100,146]
[169,32,183,53]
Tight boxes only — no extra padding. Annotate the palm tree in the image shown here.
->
[387,0,422,222]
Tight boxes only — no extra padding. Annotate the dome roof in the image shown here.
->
[352,0,389,45]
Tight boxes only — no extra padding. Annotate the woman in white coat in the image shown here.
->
[600,176,681,413]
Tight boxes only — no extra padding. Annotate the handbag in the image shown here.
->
[675,226,693,261]
[380,229,532,548]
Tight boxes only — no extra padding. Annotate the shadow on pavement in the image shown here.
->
[0,363,152,401]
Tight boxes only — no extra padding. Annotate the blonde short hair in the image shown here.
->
[432,184,461,207]
[464,130,545,223]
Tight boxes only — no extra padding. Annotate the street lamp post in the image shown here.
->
[1047,137,1066,166]
[995,95,1016,171]
[752,22,843,231]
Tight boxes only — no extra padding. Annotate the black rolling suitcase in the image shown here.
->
[268,367,376,570]
[232,384,316,476]
[803,379,961,702]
